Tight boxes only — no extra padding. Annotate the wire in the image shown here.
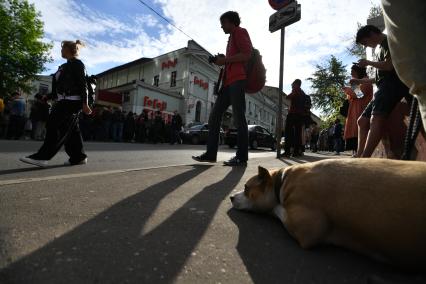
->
[136,0,195,41]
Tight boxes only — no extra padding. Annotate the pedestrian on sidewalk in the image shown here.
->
[170,110,183,145]
[282,79,306,157]
[192,11,252,166]
[20,40,92,167]
[342,64,373,157]
[6,92,26,140]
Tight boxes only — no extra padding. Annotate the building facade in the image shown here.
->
[95,40,280,131]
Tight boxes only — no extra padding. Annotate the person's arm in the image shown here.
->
[343,87,357,99]
[349,77,375,85]
[72,61,91,115]
[358,58,394,71]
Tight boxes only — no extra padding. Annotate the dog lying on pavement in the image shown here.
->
[230,158,426,270]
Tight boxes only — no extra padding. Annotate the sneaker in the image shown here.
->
[223,156,247,167]
[192,153,216,163]
[19,156,49,168]
[64,158,88,166]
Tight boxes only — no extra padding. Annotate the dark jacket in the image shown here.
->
[51,58,88,102]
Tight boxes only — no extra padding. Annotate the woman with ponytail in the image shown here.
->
[20,40,92,167]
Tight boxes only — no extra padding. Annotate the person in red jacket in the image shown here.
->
[193,11,252,166]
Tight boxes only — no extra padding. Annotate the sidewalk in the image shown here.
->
[0,154,424,284]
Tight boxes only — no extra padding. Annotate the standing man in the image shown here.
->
[6,92,26,140]
[353,25,409,157]
[283,79,306,157]
[192,11,252,166]
[170,110,183,145]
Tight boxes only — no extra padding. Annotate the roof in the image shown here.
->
[96,57,153,77]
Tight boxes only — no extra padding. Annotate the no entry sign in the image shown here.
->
[268,0,293,10]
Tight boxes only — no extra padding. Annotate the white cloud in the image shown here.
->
[31,0,381,92]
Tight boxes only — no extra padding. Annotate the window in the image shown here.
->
[170,71,177,87]
[153,75,159,87]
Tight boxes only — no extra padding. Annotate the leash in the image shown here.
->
[402,97,422,160]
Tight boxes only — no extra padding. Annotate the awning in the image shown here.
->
[97,90,122,105]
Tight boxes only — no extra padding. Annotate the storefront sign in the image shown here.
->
[143,96,167,111]
[162,58,178,70]
[194,76,209,90]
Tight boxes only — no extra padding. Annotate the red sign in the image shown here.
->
[269,0,293,10]
[162,58,178,69]
[143,96,167,111]
[194,76,209,90]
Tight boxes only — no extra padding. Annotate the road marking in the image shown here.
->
[0,163,212,187]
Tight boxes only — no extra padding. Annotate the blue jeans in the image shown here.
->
[334,137,342,153]
[206,80,248,161]
[112,122,123,142]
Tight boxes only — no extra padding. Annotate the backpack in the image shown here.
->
[245,48,267,93]
[303,93,312,113]
[86,75,97,107]
[231,36,266,94]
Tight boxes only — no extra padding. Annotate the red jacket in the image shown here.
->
[224,27,253,87]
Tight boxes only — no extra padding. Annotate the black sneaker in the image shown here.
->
[192,153,217,163]
[223,156,247,167]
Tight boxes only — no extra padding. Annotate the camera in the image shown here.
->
[208,54,225,64]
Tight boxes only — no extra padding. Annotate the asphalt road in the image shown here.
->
[0,140,424,284]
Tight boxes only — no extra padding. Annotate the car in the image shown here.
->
[182,123,224,145]
[225,125,276,151]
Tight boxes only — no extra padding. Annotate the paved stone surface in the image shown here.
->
[0,140,424,283]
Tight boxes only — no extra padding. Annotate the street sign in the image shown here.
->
[268,0,294,11]
[269,1,301,33]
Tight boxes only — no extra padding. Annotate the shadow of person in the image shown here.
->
[226,209,413,284]
[0,165,246,283]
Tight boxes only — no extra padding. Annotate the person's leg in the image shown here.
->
[230,80,248,161]
[64,115,87,164]
[357,116,370,157]
[205,87,231,159]
[284,115,294,155]
[293,116,303,155]
[6,115,17,139]
[30,102,70,160]
[361,114,387,157]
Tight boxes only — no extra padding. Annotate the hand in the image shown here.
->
[214,55,226,66]
[357,59,370,68]
[82,103,92,115]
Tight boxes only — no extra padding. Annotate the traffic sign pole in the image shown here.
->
[276,27,285,158]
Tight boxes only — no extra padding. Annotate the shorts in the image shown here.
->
[362,78,409,118]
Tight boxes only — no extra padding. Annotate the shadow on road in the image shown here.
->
[227,206,425,284]
[0,165,246,283]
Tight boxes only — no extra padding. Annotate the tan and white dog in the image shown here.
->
[230,158,426,269]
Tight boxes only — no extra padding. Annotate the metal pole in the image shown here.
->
[276,27,285,158]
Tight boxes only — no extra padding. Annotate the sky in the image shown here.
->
[29,0,381,94]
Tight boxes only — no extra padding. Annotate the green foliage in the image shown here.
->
[307,55,348,117]
[0,0,52,98]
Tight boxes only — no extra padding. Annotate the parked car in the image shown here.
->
[183,123,224,145]
[225,125,276,151]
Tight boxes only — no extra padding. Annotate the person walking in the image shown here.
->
[20,40,91,167]
[192,11,252,166]
[342,64,373,157]
[170,110,183,145]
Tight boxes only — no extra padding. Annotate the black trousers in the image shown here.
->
[6,115,25,139]
[206,80,248,161]
[32,100,86,163]
[284,113,304,154]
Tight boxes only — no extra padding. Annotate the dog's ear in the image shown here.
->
[258,166,270,180]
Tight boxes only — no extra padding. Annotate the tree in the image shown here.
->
[0,0,52,98]
[347,4,384,58]
[308,55,348,117]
